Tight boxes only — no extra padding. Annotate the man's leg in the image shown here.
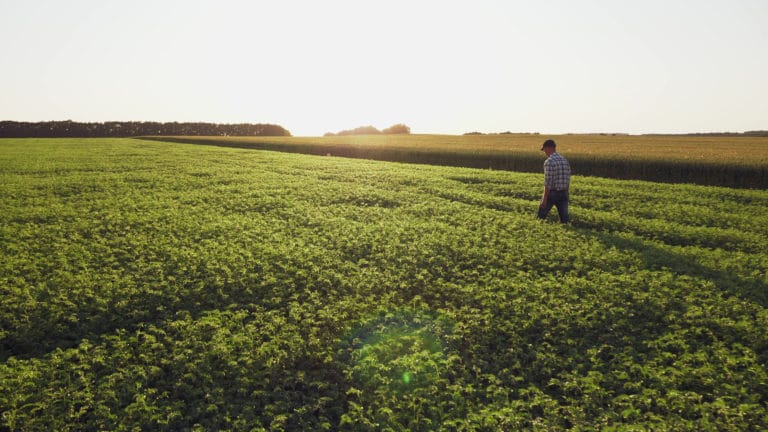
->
[537,199,555,220]
[554,192,570,223]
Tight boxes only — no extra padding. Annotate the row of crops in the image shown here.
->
[1,138,767,430]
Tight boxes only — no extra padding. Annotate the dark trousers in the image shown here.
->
[537,190,569,223]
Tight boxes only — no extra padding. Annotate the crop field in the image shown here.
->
[149,134,768,189]
[1,138,767,430]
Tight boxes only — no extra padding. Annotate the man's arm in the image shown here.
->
[541,159,551,208]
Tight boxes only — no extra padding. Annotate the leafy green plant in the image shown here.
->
[1,138,766,430]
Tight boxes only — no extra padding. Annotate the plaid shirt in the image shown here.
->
[544,152,571,190]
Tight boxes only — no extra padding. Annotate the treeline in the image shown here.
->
[0,120,291,138]
[324,124,410,136]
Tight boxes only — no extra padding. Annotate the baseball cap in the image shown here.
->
[541,139,556,150]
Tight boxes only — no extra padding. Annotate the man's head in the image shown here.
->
[541,139,556,156]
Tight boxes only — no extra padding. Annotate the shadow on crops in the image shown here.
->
[0,264,307,362]
[574,226,768,308]
[0,296,237,362]
[473,224,768,411]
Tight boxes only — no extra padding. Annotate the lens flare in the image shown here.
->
[343,308,452,394]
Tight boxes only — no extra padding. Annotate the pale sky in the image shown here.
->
[1,0,766,136]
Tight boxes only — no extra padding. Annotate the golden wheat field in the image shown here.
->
[158,133,767,164]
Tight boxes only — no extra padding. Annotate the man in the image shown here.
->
[537,139,571,223]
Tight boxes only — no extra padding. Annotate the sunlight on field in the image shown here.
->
[1,138,767,430]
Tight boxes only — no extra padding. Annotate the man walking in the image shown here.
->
[537,139,571,223]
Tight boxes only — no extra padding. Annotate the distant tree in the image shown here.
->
[336,125,381,136]
[0,121,292,137]
[744,130,768,137]
[382,124,411,134]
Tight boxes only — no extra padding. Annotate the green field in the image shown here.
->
[1,138,767,430]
